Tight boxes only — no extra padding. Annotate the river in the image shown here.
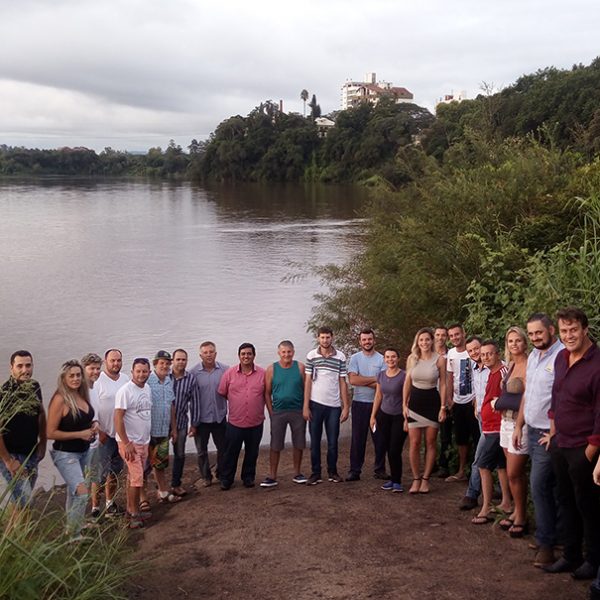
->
[0,178,369,488]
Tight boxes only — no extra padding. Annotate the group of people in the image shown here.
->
[1,309,600,598]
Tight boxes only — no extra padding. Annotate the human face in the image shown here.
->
[277,344,294,366]
[84,362,101,384]
[172,351,188,374]
[200,344,216,368]
[448,327,465,349]
[527,320,554,350]
[359,333,375,353]
[417,332,433,353]
[131,363,151,387]
[154,358,171,379]
[384,350,399,369]
[465,340,482,363]
[318,333,333,350]
[10,355,33,383]
[558,318,589,354]
[434,329,448,348]
[480,345,499,369]
[105,350,122,376]
[507,331,527,358]
[239,347,255,367]
[64,366,83,390]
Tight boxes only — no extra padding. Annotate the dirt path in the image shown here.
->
[126,438,588,600]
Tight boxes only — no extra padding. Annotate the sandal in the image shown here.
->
[409,478,421,494]
[499,517,514,531]
[139,500,151,513]
[471,514,494,525]
[419,476,430,494]
[159,492,182,504]
[509,522,529,538]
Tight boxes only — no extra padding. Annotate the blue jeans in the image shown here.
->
[171,427,188,487]
[309,401,341,476]
[528,427,558,548]
[466,432,484,499]
[51,449,90,536]
[0,453,39,508]
[98,435,123,477]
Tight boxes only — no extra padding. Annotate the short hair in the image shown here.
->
[172,348,188,358]
[527,312,554,329]
[81,353,102,366]
[434,325,448,333]
[10,350,32,365]
[132,357,150,369]
[278,340,294,349]
[104,348,122,359]
[481,339,499,352]
[317,326,333,336]
[465,336,483,345]
[238,342,256,356]
[359,328,374,337]
[447,323,463,332]
[556,306,588,329]
[383,347,400,357]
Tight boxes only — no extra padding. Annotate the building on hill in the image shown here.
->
[341,73,413,110]
[437,91,467,108]
[315,117,336,137]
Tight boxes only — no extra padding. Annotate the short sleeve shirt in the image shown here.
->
[305,348,347,408]
[447,348,475,405]
[114,381,152,445]
[348,351,385,403]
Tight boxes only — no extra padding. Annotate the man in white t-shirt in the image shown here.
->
[446,324,479,482]
[96,348,129,516]
[114,358,153,529]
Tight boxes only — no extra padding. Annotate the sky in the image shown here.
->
[0,0,599,152]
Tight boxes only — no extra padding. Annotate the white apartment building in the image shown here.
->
[341,72,414,110]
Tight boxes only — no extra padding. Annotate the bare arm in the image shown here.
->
[0,435,21,476]
[446,372,455,408]
[437,356,447,422]
[170,402,177,442]
[348,372,377,389]
[114,408,134,461]
[264,365,274,417]
[303,374,312,422]
[46,393,93,442]
[37,406,47,461]
[370,383,383,431]
[340,377,350,422]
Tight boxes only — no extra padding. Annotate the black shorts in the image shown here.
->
[478,433,506,471]
[452,401,478,445]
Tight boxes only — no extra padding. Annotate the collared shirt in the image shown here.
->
[147,372,175,437]
[472,361,490,413]
[524,339,564,430]
[348,350,384,403]
[305,346,347,408]
[0,377,42,455]
[550,343,600,448]
[172,371,200,431]
[217,364,266,428]
[189,361,229,424]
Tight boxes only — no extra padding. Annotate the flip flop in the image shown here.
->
[139,500,151,513]
[509,523,529,538]
[445,474,467,482]
[499,518,514,530]
[471,515,494,525]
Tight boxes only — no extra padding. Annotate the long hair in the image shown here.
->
[407,327,434,370]
[56,360,90,416]
[504,326,528,365]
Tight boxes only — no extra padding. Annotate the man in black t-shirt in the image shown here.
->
[0,350,47,507]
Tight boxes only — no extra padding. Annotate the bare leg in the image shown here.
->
[409,428,422,493]
[153,468,169,495]
[269,449,281,480]
[507,453,528,525]
[477,467,493,517]
[292,448,303,476]
[126,485,141,515]
[456,444,468,478]
[497,468,512,512]
[105,472,117,503]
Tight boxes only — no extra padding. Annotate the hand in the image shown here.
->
[369,417,376,432]
[171,429,178,444]
[491,398,498,411]
[36,443,46,462]
[303,407,311,422]
[593,457,600,486]
[98,431,108,445]
[80,428,95,442]
[438,407,446,423]
[403,419,409,433]
[539,432,552,451]
[512,427,522,451]
[124,442,135,461]
[340,407,349,423]
[4,456,21,477]
[188,426,196,438]
[584,444,598,463]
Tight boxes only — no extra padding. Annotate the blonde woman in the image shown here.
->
[497,326,529,537]
[403,328,447,494]
[47,360,97,540]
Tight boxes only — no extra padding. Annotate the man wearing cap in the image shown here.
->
[144,350,180,504]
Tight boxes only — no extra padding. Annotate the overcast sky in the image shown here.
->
[1,0,598,152]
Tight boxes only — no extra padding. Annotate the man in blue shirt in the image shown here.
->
[346,329,386,481]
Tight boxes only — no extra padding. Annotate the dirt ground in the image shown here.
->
[126,437,589,600]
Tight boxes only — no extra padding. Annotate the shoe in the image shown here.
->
[571,561,597,580]
[543,557,581,574]
[105,502,125,517]
[374,471,390,480]
[292,474,308,484]
[203,478,212,488]
[220,481,232,491]
[307,474,322,485]
[242,480,255,488]
[260,477,278,488]
[345,472,360,482]
[381,481,394,491]
[533,546,555,568]
[392,483,404,493]
[459,496,478,511]
[90,507,101,519]
[127,516,144,530]
[328,472,342,483]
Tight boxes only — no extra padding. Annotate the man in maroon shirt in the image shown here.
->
[543,307,600,580]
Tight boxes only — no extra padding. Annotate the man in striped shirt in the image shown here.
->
[303,327,350,485]
[170,349,201,497]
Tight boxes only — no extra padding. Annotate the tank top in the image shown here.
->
[53,402,95,453]
[272,361,304,411]
[410,353,440,390]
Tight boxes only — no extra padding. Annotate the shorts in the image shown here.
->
[118,442,148,488]
[452,402,479,446]
[99,435,124,477]
[478,433,506,471]
[270,410,306,451]
[500,416,528,455]
[148,436,169,471]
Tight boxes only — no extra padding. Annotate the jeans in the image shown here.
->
[194,419,226,481]
[171,428,188,487]
[466,433,485,500]
[349,401,386,475]
[309,401,341,476]
[51,449,90,536]
[220,423,263,487]
[528,427,558,548]
[98,435,123,477]
[0,453,39,508]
